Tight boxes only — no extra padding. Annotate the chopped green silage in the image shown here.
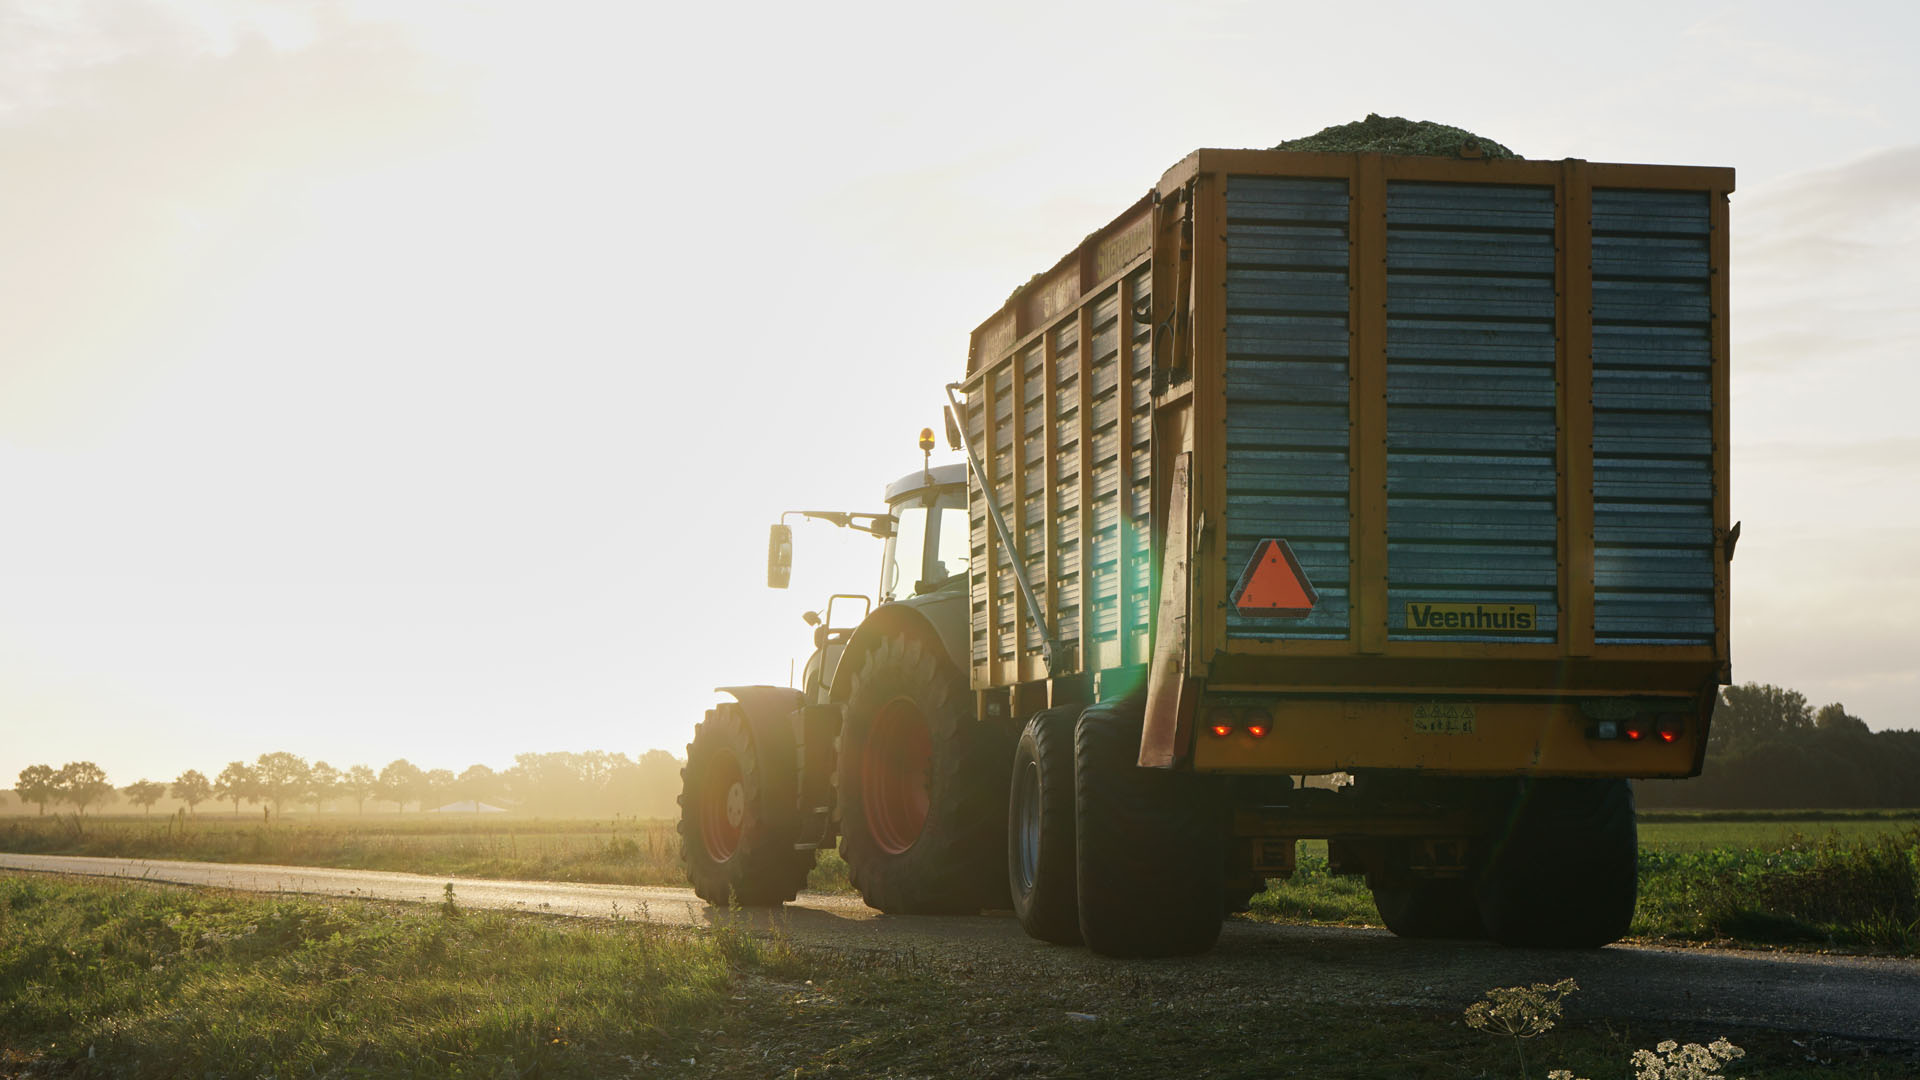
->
[1275,113,1519,159]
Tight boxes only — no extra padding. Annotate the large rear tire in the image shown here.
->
[1008,707,1080,945]
[1476,778,1638,948]
[677,701,815,906]
[837,634,1010,914]
[1074,701,1227,957]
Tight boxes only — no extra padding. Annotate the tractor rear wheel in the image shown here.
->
[1074,701,1227,957]
[677,701,815,906]
[837,634,1010,914]
[1008,707,1080,944]
[1475,778,1638,948]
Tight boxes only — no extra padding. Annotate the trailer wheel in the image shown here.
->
[1074,701,1227,957]
[1476,778,1638,948]
[838,634,1010,914]
[1008,707,1081,944]
[1371,877,1485,939]
[677,702,815,907]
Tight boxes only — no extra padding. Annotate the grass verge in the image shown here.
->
[4,873,1912,1079]
[0,813,854,895]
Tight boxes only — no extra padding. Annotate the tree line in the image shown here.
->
[1637,683,1920,809]
[10,750,686,820]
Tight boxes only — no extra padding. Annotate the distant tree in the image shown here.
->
[307,761,342,812]
[54,762,115,816]
[1815,702,1870,736]
[214,761,260,816]
[377,759,425,812]
[1710,683,1813,752]
[122,779,168,816]
[16,765,58,816]
[343,765,377,814]
[423,769,456,810]
[455,764,503,807]
[254,752,311,816]
[171,769,212,815]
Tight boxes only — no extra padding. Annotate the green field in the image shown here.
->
[4,810,1916,953]
[3,874,1909,1079]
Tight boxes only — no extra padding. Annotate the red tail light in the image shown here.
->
[1210,723,1234,738]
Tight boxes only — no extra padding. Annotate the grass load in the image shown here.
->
[1274,113,1519,159]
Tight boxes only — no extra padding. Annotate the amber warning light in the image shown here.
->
[1229,538,1319,618]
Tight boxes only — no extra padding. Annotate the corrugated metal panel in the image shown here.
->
[1592,189,1715,644]
[967,262,1153,674]
[1385,183,1558,643]
[1223,176,1351,641]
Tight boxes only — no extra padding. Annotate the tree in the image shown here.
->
[54,762,115,816]
[1815,702,1870,736]
[307,761,342,812]
[122,779,168,816]
[254,752,311,816]
[343,765,377,814]
[455,764,503,807]
[16,765,58,816]
[214,761,259,816]
[172,769,212,815]
[377,759,425,812]
[423,769,456,810]
[1711,683,1813,752]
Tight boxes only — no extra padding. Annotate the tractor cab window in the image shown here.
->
[880,488,969,602]
[879,503,927,603]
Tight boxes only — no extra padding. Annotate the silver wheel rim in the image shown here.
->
[1015,757,1042,892]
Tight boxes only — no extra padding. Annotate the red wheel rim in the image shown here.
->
[863,697,932,854]
[700,752,744,862]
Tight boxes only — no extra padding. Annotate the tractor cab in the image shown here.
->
[766,456,968,704]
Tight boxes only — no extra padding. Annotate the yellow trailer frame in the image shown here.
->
[962,149,1733,781]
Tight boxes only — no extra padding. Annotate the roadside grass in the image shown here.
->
[0,812,854,895]
[7,812,1917,954]
[3,873,1909,1080]
[1245,828,1920,956]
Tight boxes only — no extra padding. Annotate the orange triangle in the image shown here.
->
[1230,539,1319,618]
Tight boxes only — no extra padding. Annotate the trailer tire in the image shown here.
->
[838,634,1010,914]
[1371,877,1485,940]
[1476,778,1638,948]
[1074,701,1227,957]
[1008,707,1081,945]
[677,702,816,907]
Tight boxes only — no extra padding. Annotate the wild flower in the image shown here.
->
[1630,1037,1745,1080]
[1463,979,1578,1078]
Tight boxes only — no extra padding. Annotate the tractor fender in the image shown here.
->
[827,587,970,705]
[713,685,806,736]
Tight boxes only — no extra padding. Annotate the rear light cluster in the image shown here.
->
[1591,715,1685,743]
[1206,706,1272,739]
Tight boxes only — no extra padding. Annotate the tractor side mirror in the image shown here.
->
[767,524,793,588]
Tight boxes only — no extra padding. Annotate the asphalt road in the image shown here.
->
[6,852,1918,1045]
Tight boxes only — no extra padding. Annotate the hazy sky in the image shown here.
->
[4,0,1917,786]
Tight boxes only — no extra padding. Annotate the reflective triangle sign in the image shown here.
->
[1229,538,1319,618]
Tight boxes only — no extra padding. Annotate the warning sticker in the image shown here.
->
[1230,539,1319,618]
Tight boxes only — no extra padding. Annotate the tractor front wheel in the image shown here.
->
[677,701,815,906]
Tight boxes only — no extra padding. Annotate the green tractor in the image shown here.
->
[677,442,1007,913]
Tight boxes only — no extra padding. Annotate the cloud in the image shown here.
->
[1734,144,1920,378]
